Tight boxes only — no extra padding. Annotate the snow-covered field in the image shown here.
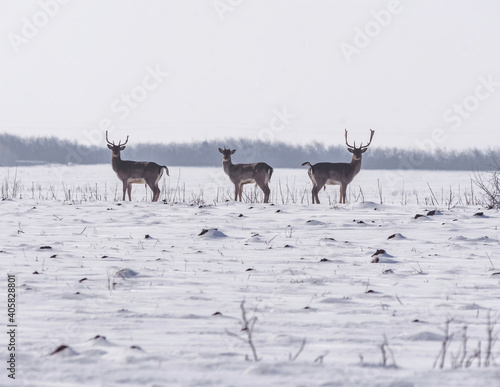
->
[2,165,499,386]
[0,164,480,206]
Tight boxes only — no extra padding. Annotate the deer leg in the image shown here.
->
[234,184,239,201]
[339,185,346,204]
[312,177,327,204]
[263,186,270,203]
[151,185,159,202]
[154,185,161,202]
[314,187,321,204]
[238,183,244,201]
[122,182,128,201]
[152,187,159,202]
[127,184,132,201]
[152,169,164,202]
[256,181,271,203]
[311,185,321,204]
[147,180,160,202]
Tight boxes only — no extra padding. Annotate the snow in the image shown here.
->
[1,165,500,386]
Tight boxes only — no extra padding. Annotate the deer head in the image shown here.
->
[345,129,375,160]
[218,147,236,162]
[106,131,129,158]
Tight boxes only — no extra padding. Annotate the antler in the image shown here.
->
[107,131,129,146]
[345,129,355,149]
[118,135,129,147]
[346,129,375,149]
[105,130,115,146]
[360,129,375,149]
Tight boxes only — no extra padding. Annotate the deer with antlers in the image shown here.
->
[218,148,274,203]
[302,129,374,204]
[106,131,169,202]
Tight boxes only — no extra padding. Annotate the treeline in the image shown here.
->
[0,133,497,170]
[0,134,106,166]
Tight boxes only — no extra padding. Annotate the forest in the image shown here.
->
[0,132,498,171]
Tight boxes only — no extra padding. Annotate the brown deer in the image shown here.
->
[218,148,273,203]
[106,131,169,202]
[302,129,374,204]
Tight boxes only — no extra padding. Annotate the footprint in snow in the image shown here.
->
[405,331,444,342]
[306,219,324,226]
[115,268,139,279]
[101,345,147,363]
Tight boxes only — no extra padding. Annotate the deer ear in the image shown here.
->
[107,144,113,150]
[361,148,368,153]
[120,145,126,150]
[231,149,236,154]
[218,148,223,153]
[347,148,354,154]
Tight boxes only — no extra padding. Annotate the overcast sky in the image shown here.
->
[1,0,499,151]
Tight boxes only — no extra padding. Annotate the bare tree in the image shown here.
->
[473,160,500,209]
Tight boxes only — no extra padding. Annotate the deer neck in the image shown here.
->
[350,155,362,175]
[111,154,122,172]
[222,158,234,175]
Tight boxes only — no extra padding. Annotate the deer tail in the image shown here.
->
[162,166,170,176]
[302,161,312,168]
[267,166,274,182]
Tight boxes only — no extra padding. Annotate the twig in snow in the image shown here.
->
[465,341,481,368]
[314,351,329,364]
[433,318,454,369]
[410,261,425,275]
[266,234,279,246]
[226,300,259,361]
[379,334,397,368]
[289,338,306,361]
[484,310,498,367]
[487,253,495,270]
[427,182,439,206]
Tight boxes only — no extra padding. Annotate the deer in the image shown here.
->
[106,131,169,202]
[218,148,274,203]
[302,129,374,204]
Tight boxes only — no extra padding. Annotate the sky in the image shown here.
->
[1,0,500,151]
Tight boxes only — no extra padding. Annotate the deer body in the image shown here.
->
[111,157,168,202]
[106,132,169,202]
[302,129,374,204]
[302,159,362,205]
[219,148,273,203]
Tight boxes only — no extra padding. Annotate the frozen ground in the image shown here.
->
[1,165,499,386]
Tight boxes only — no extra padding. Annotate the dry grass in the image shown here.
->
[0,168,483,208]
